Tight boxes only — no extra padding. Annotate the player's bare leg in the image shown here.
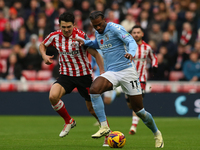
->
[129,111,139,135]
[128,94,164,148]
[49,83,76,137]
[126,95,139,135]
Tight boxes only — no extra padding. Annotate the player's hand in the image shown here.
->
[100,70,105,75]
[72,38,84,46]
[124,53,133,61]
[43,55,54,65]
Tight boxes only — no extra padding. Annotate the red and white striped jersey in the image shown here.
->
[133,41,157,82]
[43,27,92,77]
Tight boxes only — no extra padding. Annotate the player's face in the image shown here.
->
[131,28,144,43]
[91,16,106,34]
[60,21,74,37]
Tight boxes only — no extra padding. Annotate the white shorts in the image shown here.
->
[100,66,142,96]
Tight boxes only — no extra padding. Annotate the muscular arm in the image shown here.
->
[39,42,54,65]
[87,48,105,74]
[84,38,100,49]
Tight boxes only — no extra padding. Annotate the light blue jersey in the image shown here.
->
[84,22,138,72]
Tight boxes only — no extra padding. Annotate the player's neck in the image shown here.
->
[137,40,142,45]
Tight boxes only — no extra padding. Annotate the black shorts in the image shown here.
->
[54,74,92,101]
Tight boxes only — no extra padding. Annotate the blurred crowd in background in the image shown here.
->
[0,0,200,82]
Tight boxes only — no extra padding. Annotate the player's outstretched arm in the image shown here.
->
[72,38,85,46]
[73,38,99,49]
[87,48,105,74]
[39,42,54,65]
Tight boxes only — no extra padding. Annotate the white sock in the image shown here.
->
[101,121,108,127]
[132,116,139,125]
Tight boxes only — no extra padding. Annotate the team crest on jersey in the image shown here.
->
[71,42,78,48]
[105,34,109,41]
[100,39,104,44]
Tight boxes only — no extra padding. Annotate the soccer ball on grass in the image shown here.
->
[107,131,126,148]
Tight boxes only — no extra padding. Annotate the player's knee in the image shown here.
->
[90,86,101,94]
[126,102,132,109]
[49,93,59,103]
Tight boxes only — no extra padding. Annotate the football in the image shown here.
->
[107,131,126,148]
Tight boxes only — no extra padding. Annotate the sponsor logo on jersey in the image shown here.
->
[60,50,79,56]
[99,44,112,49]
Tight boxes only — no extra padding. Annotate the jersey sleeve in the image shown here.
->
[110,24,138,57]
[43,32,55,47]
[148,47,158,68]
[84,36,100,49]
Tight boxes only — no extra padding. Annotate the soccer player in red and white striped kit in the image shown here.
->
[39,12,108,146]
[127,25,158,135]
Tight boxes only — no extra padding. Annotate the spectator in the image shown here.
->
[33,13,52,42]
[157,31,177,58]
[121,13,136,33]
[74,10,83,30]
[95,2,105,14]
[9,7,24,33]
[149,53,170,81]
[148,12,165,31]
[127,2,141,21]
[80,0,92,22]
[105,10,119,24]
[105,1,124,22]
[148,40,157,53]
[141,1,151,13]
[12,0,25,18]
[138,10,149,31]
[148,23,163,46]
[0,10,7,32]
[2,22,14,48]
[172,44,189,71]
[182,51,200,81]
[23,45,42,71]
[179,22,196,47]
[16,26,30,48]
[12,44,25,66]
[158,46,171,69]
[193,41,200,58]
[167,22,178,44]
[2,53,22,80]
[60,0,75,13]
[45,1,58,32]
[24,34,40,54]
[0,0,9,19]
[25,0,40,21]
[24,14,37,34]
[184,11,197,33]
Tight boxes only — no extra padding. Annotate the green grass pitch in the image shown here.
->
[0,116,199,150]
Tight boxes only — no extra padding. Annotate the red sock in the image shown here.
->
[52,100,71,124]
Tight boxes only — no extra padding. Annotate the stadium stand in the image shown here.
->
[0,0,200,92]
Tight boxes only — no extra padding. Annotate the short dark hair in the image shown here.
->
[89,11,104,20]
[131,25,144,32]
[59,12,75,24]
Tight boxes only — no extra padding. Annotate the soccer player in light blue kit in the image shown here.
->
[74,11,164,148]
